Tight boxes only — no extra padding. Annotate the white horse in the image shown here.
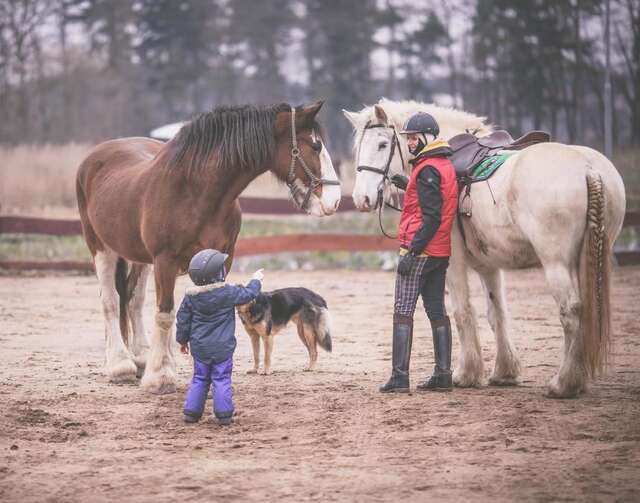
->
[343,98,626,398]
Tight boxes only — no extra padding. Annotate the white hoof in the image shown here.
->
[106,355,138,383]
[140,366,177,394]
[132,346,150,378]
[259,369,272,376]
[545,375,584,399]
[489,374,520,386]
[453,368,484,388]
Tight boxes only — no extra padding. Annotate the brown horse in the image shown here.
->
[76,101,341,394]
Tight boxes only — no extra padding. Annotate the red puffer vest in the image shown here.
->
[398,152,458,257]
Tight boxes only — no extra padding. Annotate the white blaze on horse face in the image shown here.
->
[318,142,341,215]
[352,127,395,212]
[307,132,341,217]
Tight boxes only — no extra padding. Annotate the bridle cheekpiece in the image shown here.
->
[286,107,341,211]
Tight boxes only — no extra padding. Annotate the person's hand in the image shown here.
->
[180,344,189,355]
[251,268,264,281]
[390,174,409,191]
[397,252,416,276]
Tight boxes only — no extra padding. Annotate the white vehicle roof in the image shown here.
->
[149,122,186,141]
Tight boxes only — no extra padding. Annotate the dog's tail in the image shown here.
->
[314,307,332,352]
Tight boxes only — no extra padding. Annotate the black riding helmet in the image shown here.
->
[400,112,440,155]
[188,249,228,286]
[400,112,440,136]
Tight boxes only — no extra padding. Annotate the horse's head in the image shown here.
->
[345,99,493,212]
[273,101,341,217]
[344,104,407,212]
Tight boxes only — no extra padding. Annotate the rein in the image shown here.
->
[356,122,405,239]
[286,107,341,211]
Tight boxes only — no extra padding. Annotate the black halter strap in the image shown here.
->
[286,107,341,211]
[356,122,406,239]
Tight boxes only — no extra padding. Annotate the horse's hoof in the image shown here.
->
[132,348,150,377]
[489,375,520,386]
[107,358,138,384]
[259,369,271,376]
[544,377,582,399]
[246,369,258,375]
[544,387,579,399]
[453,370,483,388]
[140,369,177,394]
[303,367,314,372]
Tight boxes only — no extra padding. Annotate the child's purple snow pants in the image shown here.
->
[183,357,234,420]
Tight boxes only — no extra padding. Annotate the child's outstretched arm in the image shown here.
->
[232,269,264,305]
[175,296,193,347]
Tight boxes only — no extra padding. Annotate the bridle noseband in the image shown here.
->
[286,107,341,211]
[355,122,406,238]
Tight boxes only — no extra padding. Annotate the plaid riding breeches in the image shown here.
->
[394,255,449,321]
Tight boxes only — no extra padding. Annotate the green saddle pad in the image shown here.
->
[470,151,516,180]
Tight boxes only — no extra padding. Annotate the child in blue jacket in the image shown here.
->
[176,248,263,425]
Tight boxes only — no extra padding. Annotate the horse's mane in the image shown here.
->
[353,98,494,141]
[161,103,292,178]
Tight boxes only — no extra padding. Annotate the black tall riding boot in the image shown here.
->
[379,314,413,393]
[416,316,453,392]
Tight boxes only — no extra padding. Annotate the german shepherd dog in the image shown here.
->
[236,287,332,374]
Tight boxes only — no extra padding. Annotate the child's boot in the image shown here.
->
[215,411,233,426]
[183,413,200,423]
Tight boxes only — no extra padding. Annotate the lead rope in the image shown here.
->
[377,128,406,239]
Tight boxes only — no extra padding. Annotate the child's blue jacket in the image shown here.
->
[175,280,261,364]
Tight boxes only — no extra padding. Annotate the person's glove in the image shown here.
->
[390,174,409,191]
[397,252,416,276]
[251,268,264,281]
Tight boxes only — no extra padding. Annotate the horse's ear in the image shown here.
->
[297,100,324,127]
[342,109,360,128]
[374,104,388,124]
[275,101,324,137]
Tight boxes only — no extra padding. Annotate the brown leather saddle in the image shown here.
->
[450,130,550,178]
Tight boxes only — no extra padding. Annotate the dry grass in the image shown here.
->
[0,143,356,218]
[0,143,93,218]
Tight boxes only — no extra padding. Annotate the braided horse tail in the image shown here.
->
[579,170,612,378]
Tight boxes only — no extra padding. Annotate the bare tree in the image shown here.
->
[615,0,640,145]
[0,0,51,139]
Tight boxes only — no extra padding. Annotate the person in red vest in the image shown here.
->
[379,112,458,393]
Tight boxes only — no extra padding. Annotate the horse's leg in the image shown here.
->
[448,250,484,387]
[94,250,138,383]
[478,268,521,385]
[542,262,585,398]
[127,264,151,378]
[140,256,178,394]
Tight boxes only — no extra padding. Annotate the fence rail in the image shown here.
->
[1,208,639,271]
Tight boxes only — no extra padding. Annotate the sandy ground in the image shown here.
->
[0,267,639,502]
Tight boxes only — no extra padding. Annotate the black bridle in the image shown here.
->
[356,122,405,239]
[286,107,341,211]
